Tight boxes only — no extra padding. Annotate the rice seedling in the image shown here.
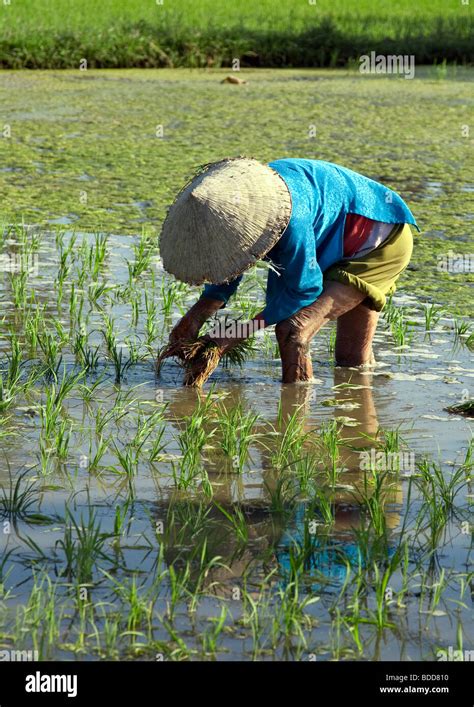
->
[129,409,167,459]
[39,371,83,440]
[88,281,115,308]
[215,402,260,470]
[56,230,76,261]
[0,548,15,590]
[127,231,154,281]
[144,291,160,353]
[418,566,450,618]
[234,297,262,321]
[129,290,141,328]
[160,280,184,319]
[291,453,321,495]
[74,244,89,290]
[243,571,285,657]
[390,307,414,348]
[165,562,192,621]
[200,606,228,658]
[110,440,141,477]
[264,473,299,517]
[317,419,343,486]
[0,375,16,414]
[55,507,110,585]
[73,327,100,372]
[213,501,249,546]
[101,313,133,383]
[413,460,469,551]
[56,234,75,286]
[453,318,473,350]
[382,425,406,456]
[36,323,67,381]
[102,572,154,636]
[271,579,319,649]
[370,557,399,631]
[307,488,335,527]
[0,469,56,526]
[423,303,444,332]
[84,434,110,473]
[12,222,41,253]
[160,619,193,660]
[93,402,129,438]
[88,233,109,280]
[186,548,230,609]
[459,441,473,478]
[24,304,45,354]
[415,458,468,513]
[353,468,393,538]
[8,269,29,310]
[0,331,23,412]
[47,417,72,461]
[382,293,398,327]
[326,327,337,357]
[112,500,132,541]
[15,573,61,659]
[174,419,210,484]
[269,403,309,472]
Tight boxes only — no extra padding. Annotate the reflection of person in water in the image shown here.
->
[154,367,402,596]
[266,367,402,590]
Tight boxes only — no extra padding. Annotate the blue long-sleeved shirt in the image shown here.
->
[202,159,418,325]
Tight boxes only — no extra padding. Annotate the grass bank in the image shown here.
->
[0,0,473,69]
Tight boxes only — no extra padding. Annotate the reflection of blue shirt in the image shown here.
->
[202,159,418,325]
[276,505,397,592]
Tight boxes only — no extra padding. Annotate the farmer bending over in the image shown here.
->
[159,158,418,384]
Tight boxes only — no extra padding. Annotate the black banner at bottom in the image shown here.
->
[0,660,470,704]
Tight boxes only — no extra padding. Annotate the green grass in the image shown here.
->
[0,0,472,68]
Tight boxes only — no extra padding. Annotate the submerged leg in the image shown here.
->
[335,300,380,366]
[275,281,367,383]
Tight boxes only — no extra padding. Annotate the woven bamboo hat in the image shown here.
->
[159,157,292,285]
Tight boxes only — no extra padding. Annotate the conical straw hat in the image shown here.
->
[159,157,292,285]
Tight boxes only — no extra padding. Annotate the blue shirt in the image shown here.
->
[202,159,418,325]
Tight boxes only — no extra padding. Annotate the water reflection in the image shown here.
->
[155,366,403,596]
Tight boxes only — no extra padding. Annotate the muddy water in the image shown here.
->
[0,229,472,660]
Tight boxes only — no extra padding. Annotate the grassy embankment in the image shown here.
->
[0,0,472,68]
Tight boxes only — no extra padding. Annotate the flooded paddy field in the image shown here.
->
[0,68,472,313]
[0,68,472,661]
[0,227,471,661]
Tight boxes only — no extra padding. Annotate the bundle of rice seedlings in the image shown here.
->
[183,341,222,387]
[156,337,255,387]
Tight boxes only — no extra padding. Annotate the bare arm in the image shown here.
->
[169,296,225,344]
